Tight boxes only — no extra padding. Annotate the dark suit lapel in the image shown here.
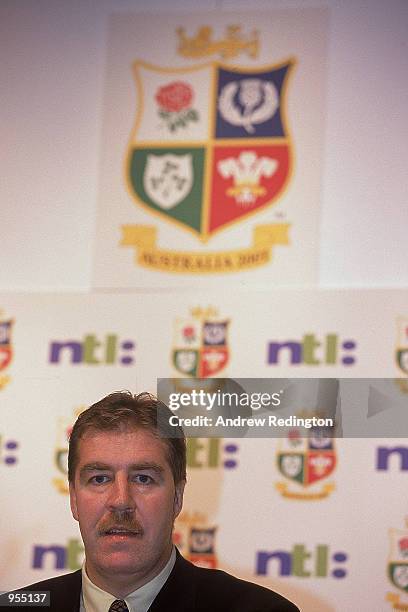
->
[48,570,82,612]
[149,550,196,611]
[0,571,82,612]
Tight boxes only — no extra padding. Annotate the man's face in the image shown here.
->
[69,427,184,590]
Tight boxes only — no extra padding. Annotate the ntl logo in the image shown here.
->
[32,539,83,570]
[48,334,136,365]
[0,434,19,465]
[267,333,357,366]
[256,544,348,578]
[187,438,239,469]
[377,447,408,471]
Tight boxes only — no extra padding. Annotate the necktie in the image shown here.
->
[108,600,129,612]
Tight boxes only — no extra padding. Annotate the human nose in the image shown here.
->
[106,473,136,512]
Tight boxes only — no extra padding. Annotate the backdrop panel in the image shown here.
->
[1,290,408,611]
[92,9,328,287]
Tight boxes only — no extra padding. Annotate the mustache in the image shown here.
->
[98,512,144,536]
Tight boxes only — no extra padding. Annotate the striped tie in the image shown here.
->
[108,600,129,612]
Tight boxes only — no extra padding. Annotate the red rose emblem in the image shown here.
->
[183,326,196,342]
[156,81,193,113]
[399,538,408,554]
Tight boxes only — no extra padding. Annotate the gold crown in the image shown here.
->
[191,306,218,319]
[177,25,259,60]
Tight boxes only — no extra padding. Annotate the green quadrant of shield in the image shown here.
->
[388,563,408,592]
[397,349,408,374]
[129,147,205,233]
[278,453,304,484]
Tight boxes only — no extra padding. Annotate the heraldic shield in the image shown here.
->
[0,319,13,371]
[396,317,408,375]
[277,429,336,487]
[388,529,408,593]
[172,311,229,378]
[127,60,293,240]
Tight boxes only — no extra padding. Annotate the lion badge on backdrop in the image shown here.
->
[172,307,229,378]
[395,317,408,394]
[386,521,408,610]
[0,312,14,390]
[275,422,336,500]
[174,511,218,569]
[53,407,85,494]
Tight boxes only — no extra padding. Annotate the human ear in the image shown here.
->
[69,482,79,521]
[173,480,185,518]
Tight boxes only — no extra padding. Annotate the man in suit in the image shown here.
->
[2,392,299,611]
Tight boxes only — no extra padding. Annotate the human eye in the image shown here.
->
[132,473,154,485]
[89,474,110,485]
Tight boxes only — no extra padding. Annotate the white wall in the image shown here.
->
[1,0,407,290]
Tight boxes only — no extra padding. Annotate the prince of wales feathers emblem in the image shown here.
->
[122,60,294,273]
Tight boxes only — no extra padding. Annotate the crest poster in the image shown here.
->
[92,10,328,287]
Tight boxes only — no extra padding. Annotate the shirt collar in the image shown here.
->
[81,547,176,612]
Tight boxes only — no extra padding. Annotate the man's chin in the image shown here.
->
[94,550,145,575]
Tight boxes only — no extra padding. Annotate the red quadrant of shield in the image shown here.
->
[199,348,228,377]
[306,451,336,485]
[0,347,12,370]
[209,144,290,233]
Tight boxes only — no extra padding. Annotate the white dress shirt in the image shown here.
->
[80,547,176,612]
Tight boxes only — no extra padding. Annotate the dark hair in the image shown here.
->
[68,391,186,485]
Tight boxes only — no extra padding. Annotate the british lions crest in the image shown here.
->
[396,317,408,376]
[395,317,408,394]
[172,307,229,378]
[122,59,293,273]
[386,522,408,609]
[0,313,14,390]
[174,511,218,569]
[53,407,86,494]
[276,424,336,500]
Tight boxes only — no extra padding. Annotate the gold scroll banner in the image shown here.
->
[53,478,69,495]
[0,375,10,390]
[386,592,408,610]
[396,379,408,394]
[121,223,290,274]
[275,481,335,501]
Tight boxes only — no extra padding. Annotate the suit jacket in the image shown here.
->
[1,550,299,612]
